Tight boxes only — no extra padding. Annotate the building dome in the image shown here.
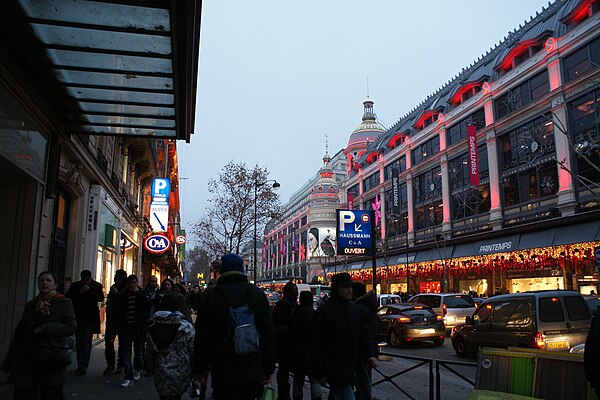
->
[344,97,386,158]
[310,151,340,200]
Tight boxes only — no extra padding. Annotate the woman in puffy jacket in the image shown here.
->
[3,271,77,400]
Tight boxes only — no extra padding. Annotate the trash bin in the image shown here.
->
[476,348,535,397]
[476,347,594,400]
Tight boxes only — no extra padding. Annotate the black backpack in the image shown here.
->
[216,285,260,356]
[584,314,600,389]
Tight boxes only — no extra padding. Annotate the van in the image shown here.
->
[450,290,592,357]
[408,293,476,332]
[378,294,402,307]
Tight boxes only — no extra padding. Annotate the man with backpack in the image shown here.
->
[193,253,275,400]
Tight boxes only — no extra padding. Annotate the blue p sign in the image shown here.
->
[152,178,170,202]
[595,247,600,271]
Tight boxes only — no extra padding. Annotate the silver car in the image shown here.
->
[408,293,476,332]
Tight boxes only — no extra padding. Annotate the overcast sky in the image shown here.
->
[179,0,552,235]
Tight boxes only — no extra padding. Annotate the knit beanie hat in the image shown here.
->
[220,253,245,275]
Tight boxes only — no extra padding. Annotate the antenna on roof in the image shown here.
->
[325,134,329,154]
[366,76,370,98]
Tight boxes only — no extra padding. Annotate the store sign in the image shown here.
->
[175,235,187,245]
[144,233,170,254]
[150,203,169,232]
[336,209,373,256]
[478,240,513,254]
[151,178,170,203]
[467,125,480,187]
[347,194,354,210]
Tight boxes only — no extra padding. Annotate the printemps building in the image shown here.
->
[318,0,600,296]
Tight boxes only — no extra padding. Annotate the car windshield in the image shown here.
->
[444,295,475,308]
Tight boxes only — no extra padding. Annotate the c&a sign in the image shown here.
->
[144,233,171,254]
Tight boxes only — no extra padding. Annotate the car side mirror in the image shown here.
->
[466,316,473,325]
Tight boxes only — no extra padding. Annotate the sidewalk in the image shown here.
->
[63,342,325,400]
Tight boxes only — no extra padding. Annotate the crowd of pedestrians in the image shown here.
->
[1,257,384,400]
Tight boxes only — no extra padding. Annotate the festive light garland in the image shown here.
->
[327,241,600,281]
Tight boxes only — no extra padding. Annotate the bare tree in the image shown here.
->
[186,246,212,283]
[192,161,281,256]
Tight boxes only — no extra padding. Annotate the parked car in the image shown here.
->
[584,295,600,316]
[472,297,485,307]
[408,293,476,332]
[378,294,402,307]
[450,290,592,358]
[377,303,445,348]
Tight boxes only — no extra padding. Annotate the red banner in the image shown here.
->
[347,194,354,210]
[467,125,480,187]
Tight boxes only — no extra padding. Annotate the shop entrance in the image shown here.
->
[0,162,41,379]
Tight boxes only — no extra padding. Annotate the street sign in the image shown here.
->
[175,235,187,245]
[144,233,170,254]
[149,202,169,232]
[336,209,374,256]
[151,178,170,203]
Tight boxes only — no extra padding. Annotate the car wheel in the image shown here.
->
[389,330,402,348]
[433,337,444,346]
[454,337,469,358]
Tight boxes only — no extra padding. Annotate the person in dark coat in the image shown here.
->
[193,253,275,400]
[313,273,377,400]
[155,278,193,323]
[289,291,321,400]
[2,271,77,400]
[65,269,104,375]
[272,281,298,400]
[103,269,127,375]
[117,275,150,388]
[352,283,378,400]
[188,285,202,313]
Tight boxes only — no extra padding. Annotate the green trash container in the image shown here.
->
[476,348,536,397]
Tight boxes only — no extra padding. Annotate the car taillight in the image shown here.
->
[436,315,443,321]
[442,303,447,316]
[535,332,545,349]
[397,316,411,323]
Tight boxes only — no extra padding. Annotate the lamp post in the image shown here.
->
[254,179,280,284]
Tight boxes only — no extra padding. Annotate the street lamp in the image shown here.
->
[254,179,280,284]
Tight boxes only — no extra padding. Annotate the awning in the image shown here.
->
[414,246,454,263]
[552,221,600,246]
[387,253,417,265]
[518,229,555,251]
[1,0,201,141]
[452,234,519,258]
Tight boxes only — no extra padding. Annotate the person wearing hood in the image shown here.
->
[145,294,195,400]
[289,290,321,400]
[313,273,377,400]
[352,282,378,400]
[193,253,275,400]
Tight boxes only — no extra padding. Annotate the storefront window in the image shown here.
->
[499,117,558,213]
[0,83,48,181]
[568,90,600,202]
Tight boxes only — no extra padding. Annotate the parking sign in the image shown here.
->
[152,178,170,203]
[336,209,373,256]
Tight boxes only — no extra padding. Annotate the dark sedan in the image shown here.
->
[377,304,445,348]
